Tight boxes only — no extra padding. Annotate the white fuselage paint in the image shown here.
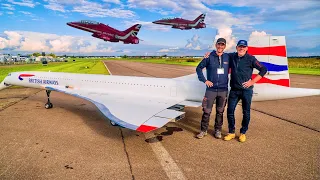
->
[1,71,320,102]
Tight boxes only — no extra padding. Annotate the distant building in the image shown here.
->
[35,56,53,62]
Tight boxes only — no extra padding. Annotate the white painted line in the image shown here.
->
[144,133,186,180]
[103,61,113,75]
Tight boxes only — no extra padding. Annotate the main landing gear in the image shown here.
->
[45,90,53,109]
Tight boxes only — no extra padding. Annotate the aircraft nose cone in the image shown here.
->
[152,20,160,24]
[67,22,72,26]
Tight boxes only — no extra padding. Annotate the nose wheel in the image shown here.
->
[45,90,53,109]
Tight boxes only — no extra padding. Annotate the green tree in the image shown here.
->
[48,53,56,58]
[122,55,128,58]
[32,52,41,57]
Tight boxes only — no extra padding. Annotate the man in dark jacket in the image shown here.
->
[224,40,267,142]
[196,38,229,139]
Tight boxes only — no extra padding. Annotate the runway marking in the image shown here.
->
[103,61,113,75]
[104,62,186,180]
[144,132,186,180]
[104,61,156,77]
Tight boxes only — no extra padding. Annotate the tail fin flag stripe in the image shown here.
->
[260,62,288,72]
[248,46,287,57]
[252,74,290,87]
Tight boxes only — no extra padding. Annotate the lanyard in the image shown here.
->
[218,56,222,68]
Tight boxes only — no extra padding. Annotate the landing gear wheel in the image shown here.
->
[45,90,53,109]
[45,103,53,109]
[110,121,118,126]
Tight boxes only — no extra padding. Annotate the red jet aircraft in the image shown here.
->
[67,20,142,44]
[152,13,206,30]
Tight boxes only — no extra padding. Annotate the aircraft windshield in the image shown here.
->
[79,20,100,25]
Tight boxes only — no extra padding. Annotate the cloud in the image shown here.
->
[7,12,14,15]
[206,0,320,30]
[2,4,15,10]
[0,12,2,15]
[158,47,179,53]
[19,11,31,15]
[287,35,320,49]
[43,0,135,18]
[209,27,236,52]
[0,31,22,49]
[248,30,269,43]
[127,0,183,12]
[7,0,36,8]
[0,31,121,53]
[103,0,121,4]
[72,1,135,18]
[123,20,171,32]
[44,2,66,12]
[185,34,204,50]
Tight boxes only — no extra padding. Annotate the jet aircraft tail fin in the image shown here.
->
[175,36,290,88]
[193,13,206,24]
[123,24,142,37]
[248,36,290,87]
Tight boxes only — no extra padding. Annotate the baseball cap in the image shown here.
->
[237,40,248,47]
[216,38,226,45]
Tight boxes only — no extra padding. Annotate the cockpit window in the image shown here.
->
[7,73,11,76]
[79,20,100,25]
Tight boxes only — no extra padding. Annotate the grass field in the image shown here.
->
[288,58,320,75]
[0,59,109,82]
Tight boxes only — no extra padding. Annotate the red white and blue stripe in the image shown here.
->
[248,37,290,87]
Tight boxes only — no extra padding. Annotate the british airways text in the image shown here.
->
[29,78,59,85]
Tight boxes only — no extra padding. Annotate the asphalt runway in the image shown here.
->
[0,60,319,180]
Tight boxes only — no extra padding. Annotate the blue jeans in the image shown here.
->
[227,89,253,134]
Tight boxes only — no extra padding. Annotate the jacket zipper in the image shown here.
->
[217,56,222,90]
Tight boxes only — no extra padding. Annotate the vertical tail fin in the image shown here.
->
[248,36,290,87]
[193,13,206,24]
[123,24,142,36]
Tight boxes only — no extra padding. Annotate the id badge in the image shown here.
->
[217,68,224,74]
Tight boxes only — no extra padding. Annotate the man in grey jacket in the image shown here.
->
[196,38,230,139]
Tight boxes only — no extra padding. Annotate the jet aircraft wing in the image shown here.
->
[45,86,186,132]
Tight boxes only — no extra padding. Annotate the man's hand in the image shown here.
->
[205,80,214,87]
[204,52,210,58]
[242,80,254,88]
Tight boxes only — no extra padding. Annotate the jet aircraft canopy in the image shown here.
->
[161,17,177,20]
[78,20,100,25]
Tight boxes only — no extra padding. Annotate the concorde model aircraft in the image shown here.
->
[67,20,142,44]
[152,13,206,30]
[0,36,319,133]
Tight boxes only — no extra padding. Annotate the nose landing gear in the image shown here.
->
[45,90,53,109]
